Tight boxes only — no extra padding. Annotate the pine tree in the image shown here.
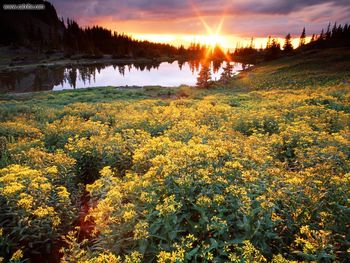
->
[249,37,254,49]
[310,34,315,42]
[283,33,293,53]
[332,22,338,38]
[196,62,212,88]
[319,29,324,41]
[326,23,331,40]
[299,27,306,47]
[265,38,281,60]
[266,36,272,49]
[220,61,234,84]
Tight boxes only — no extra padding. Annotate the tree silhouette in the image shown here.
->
[196,62,212,88]
[318,29,325,41]
[283,33,293,53]
[265,38,281,60]
[310,34,315,43]
[266,36,272,49]
[326,23,332,40]
[299,27,306,47]
[220,62,234,84]
[212,45,226,60]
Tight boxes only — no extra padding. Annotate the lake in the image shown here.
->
[0,60,247,93]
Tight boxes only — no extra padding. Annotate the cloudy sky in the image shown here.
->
[50,0,350,48]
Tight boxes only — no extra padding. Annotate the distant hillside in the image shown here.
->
[232,23,350,64]
[233,47,350,90]
[0,0,65,49]
[0,0,202,59]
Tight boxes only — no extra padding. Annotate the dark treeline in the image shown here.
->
[232,23,350,64]
[63,20,186,59]
[0,0,207,60]
[178,43,228,61]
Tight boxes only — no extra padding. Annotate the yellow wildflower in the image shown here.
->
[123,210,137,222]
[133,221,149,240]
[17,194,34,210]
[10,249,23,261]
[57,186,70,200]
[45,166,58,174]
[33,206,55,218]
[125,251,143,263]
[2,182,25,196]
[156,195,182,216]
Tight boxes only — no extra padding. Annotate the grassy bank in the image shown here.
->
[0,48,349,262]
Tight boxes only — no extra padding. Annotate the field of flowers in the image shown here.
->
[0,51,350,262]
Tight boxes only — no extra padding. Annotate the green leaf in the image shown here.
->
[186,247,199,260]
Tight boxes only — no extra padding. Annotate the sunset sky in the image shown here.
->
[50,0,350,49]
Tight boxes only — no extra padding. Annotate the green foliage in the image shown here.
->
[0,51,349,262]
[196,63,212,88]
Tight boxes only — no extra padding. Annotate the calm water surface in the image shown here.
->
[0,60,247,93]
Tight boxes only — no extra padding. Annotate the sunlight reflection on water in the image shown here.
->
[53,61,245,90]
[0,61,247,93]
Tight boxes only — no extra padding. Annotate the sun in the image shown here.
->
[206,34,226,48]
[189,34,226,49]
[190,3,227,49]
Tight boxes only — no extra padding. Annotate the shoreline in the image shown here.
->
[0,47,230,71]
[0,56,233,71]
[0,85,184,97]
[0,56,182,71]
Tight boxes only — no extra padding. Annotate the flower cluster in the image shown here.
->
[0,84,349,262]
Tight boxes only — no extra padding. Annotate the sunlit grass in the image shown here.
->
[0,48,349,262]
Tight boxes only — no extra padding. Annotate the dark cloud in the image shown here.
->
[231,0,350,15]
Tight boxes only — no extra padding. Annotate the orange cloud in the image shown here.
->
[50,0,349,48]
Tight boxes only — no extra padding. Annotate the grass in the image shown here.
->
[1,47,349,105]
[0,86,178,108]
[0,47,349,262]
[1,47,349,125]
[231,47,350,90]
